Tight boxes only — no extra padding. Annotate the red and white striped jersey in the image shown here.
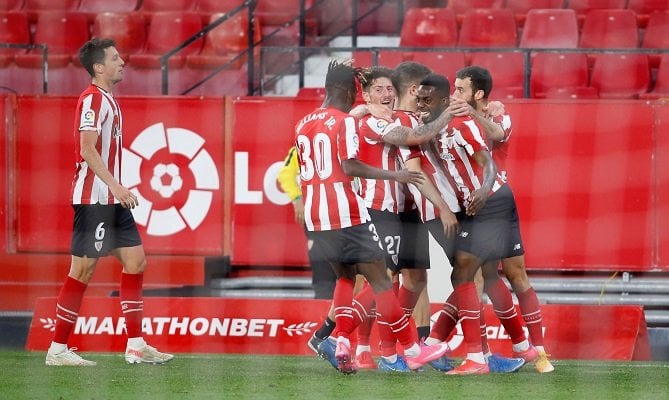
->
[295,107,370,232]
[434,116,506,209]
[71,84,123,205]
[488,113,512,181]
[356,111,414,213]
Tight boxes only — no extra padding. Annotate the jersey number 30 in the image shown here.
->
[296,133,333,180]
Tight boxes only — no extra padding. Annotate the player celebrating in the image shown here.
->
[45,38,173,366]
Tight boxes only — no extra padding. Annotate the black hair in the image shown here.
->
[392,61,432,96]
[359,66,394,92]
[78,38,117,78]
[419,74,451,98]
[325,60,362,93]
[455,65,493,99]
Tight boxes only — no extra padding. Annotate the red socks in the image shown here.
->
[120,272,144,338]
[428,291,458,342]
[455,282,482,353]
[374,287,416,349]
[486,278,526,344]
[516,287,545,347]
[53,276,87,344]
[330,278,355,338]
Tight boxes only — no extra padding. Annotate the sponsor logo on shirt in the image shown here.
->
[82,110,95,127]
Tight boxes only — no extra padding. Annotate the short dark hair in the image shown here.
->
[456,66,493,99]
[78,38,116,78]
[325,60,361,93]
[419,74,451,98]
[359,66,394,92]
[392,61,432,96]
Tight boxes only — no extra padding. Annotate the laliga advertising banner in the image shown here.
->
[26,298,650,361]
[230,97,321,266]
[14,97,224,255]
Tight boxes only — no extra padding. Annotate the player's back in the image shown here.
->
[294,106,369,231]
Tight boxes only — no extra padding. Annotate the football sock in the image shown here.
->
[120,272,144,339]
[374,287,416,348]
[517,287,545,347]
[479,302,490,355]
[52,276,87,345]
[428,292,458,342]
[486,278,526,344]
[331,278,355,338]
[455,282,483,354]
[314,317,335,340]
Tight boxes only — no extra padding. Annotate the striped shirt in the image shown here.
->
[71,84,123,205]
[295,107,370,231]
[434,116,506,209]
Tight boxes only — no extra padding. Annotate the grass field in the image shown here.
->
[1,351,668,400]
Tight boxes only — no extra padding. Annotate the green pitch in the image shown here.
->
[0,351,668,400]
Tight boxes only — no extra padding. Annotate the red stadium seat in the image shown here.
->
[14,11,89,68]
[579,9,639,49]
[92,12,146,61]
[140,0,196,12]
[530,53,589,98]
[128,11,203,69]
[0,11,30,67]
[23,0,79,21]
[541,86,599,99]
[468,52,525,98]
[640,54,669,99]
[78,0,138,21]
[194,0,241,22]
[567,0,627,14]
[590,53,650,98]
[186,12,261,70]
[458,9,518,48]
[408,51,466,78]
[520,9,579,49]
[256,0,314,25]
[505,0,565,25]
[0,0,23,11]
[447,0,504,16]
[642,11,669,67]
[628,0,669,26]
[399,8,457,48]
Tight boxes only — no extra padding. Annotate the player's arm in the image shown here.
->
[405,157,459,239]
[341,159,424,185]
[448,98,505,142]
[277,146,304,224]
[466,150,497,216]
[79,129,137,209]
[381,108,453,146]
[349,104,393,121]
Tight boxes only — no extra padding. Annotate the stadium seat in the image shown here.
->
[590,53,650,98]
[640,54,669,99]
[505,0,565,25]
[194,0,242,22]
[520,9,579,49]
[128,11,203,69]
[23,0,79,21]
[567,0,627,16]
[642,11,669,67]
[14,11,89,69]
[408,51,466,78]
[186,12,261,70]
[78,0,138,21]
[541,86,599,99]
[458,9,518,48]
[0,11,30,68]
[468,51,525,98]
[140,0,196,12]
[92,12,146,61]
[399,8,457,48]
[0,0,23,11]
[628,0,669,26]
[579,9,639,49]
[447,0,504,22]
[530,53,589,98]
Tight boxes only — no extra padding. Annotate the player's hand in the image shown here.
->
[447,98,475,117]
[465,189,488,216]
[111,184,138,209]
[394,169,424,185]
[292,198,305,225]
[484,100,505,118]
[368,103,393,121]
[439,208,459,239]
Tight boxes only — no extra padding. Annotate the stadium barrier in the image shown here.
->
[26,297,650,361]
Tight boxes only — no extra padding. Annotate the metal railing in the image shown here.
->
[0,43,48,94]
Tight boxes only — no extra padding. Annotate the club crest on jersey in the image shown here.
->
[82,110,95,127]
[440,152,455,161]
[94,241,103,252]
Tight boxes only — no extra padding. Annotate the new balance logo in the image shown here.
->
[513,244,521,250]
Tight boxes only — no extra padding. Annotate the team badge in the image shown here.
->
[94,241,103,252]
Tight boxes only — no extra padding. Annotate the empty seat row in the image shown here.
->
[354,51,669,100]
[400,8,669,50]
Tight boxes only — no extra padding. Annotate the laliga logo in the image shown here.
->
[122,123,220,236]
